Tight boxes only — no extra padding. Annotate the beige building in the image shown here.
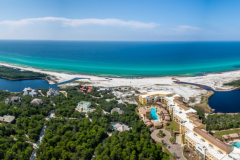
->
[138,107,151,120]
[139,91,175,104]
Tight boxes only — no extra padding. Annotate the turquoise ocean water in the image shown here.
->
[0,40,240,77]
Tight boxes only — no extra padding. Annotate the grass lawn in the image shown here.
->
[213,128,240,140]
[182,135,185,144]
[166,121,179,132]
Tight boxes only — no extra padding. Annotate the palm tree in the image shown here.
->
[172,152,177,159]
[161,139,164,144]
[182,145,186,152]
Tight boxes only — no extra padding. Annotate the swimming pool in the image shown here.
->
[151,108,160,122]
[230,142,240,148]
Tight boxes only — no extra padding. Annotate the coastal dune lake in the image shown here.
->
[0,78,83,92]
[178,82,240,113]
[0,40,240,77]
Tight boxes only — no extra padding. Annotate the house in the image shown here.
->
[47,88,60,97]
[76,101,93,113]
[5,96,22,104]
[87,87,93,92]
[23,87,38,97]
[5,98,12,104]
[97,88,109,92]
[80,87,87,92]
[11,96,22,102]
[111,108,124,114]
[30,99,43,105]
[110,122,130,132]
[0,115,15,123]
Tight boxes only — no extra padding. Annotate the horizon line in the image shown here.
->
[0,39,240,42]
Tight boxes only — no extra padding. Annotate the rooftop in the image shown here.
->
[193,127,232,153]
[139,107,150,114]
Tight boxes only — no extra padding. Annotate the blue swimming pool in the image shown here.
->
[151,108,160,122]
[230,142,240,148]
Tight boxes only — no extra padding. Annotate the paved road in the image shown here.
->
[151,129,185,160]
[30,110,54,160]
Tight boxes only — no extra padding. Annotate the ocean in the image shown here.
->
[0,40,240,77]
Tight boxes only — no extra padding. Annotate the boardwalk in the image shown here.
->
[151,129,185,160]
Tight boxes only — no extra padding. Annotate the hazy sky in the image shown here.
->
[0,0,239,41]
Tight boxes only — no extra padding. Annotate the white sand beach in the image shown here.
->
[1,62,239,105]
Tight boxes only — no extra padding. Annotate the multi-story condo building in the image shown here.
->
[138,91,175,104]
[139,91,240,160]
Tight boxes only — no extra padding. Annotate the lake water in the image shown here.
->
[0,78,83,92]
[177,82,240,113]
[1,41,240,77]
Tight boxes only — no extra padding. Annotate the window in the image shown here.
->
[194,133,197,136]
[209,144,213,148]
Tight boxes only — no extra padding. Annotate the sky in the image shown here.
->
[0,0,239,41]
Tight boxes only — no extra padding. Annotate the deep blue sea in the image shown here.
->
[0,40,240,77]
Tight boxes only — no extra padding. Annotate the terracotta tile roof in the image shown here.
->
[143,119,151,123]
[186,112,196,117]
[193,127,232,152]
[164,116,170,121]
[229,133,239,138]
[163,120,169,124]
[161,110,168,114]
[179,105,189,110]
[222,135,229,139]
[156,102,162,105]
[154,122,163,127]
[193,121,202,127]
[189,116,199,122]
[173,99,184,105]
[139,107,150,114]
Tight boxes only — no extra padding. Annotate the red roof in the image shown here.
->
[88,87,93,89]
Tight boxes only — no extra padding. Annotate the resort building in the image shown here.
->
[138,107,151,120]
[111,108,124,114]
[138,91,175,104]
[0,115,15,123]
[185,128,240,160]
[23,87,38,97]
[76,101,94,113]
[47,88,60,97]
[110,122,130,132]
[222,133,240,142]
[149,91,240,160]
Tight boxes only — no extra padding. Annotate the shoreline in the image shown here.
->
[1,62,240,91]
[2,60,240,79]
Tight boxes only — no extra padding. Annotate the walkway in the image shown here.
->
[151,129,185,160]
